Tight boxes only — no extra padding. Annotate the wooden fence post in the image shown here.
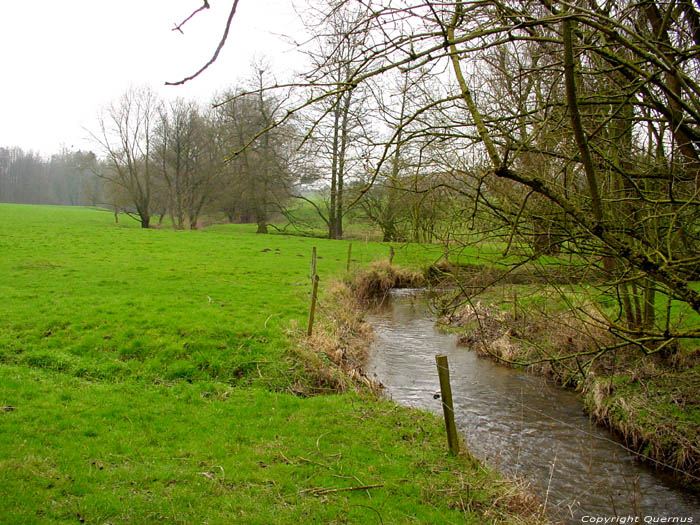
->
[435,354,459,454]
[307,274,320,337]
[346,243,352,273]
[311,246,317,281]
[389,245,395,265]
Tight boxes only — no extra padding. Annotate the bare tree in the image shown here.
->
[155,98,223,229]
[215,65,297,233]
[295,0,374,239]
[92,87,160,228]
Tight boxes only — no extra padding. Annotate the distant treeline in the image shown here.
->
[0,147,103,207]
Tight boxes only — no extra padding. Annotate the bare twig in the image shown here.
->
[316,431,331,452]
[172,1,210,34]
[166,0,241,86]
[348,504,385,524]
[298,456,334,471]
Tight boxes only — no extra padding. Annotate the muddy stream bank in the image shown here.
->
[365,289,700,523]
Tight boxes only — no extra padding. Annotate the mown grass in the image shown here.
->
[0,204,540,523]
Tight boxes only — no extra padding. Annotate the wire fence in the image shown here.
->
[434,361,700,482]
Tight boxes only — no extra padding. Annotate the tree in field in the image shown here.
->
[295,0,373,239]
[215,66,297,233]
[93,87,160,228]
[357,66,461,243]
[155,99,223,229]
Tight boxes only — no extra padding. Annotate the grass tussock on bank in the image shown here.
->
[289,280,379,395]
[298,259,426,391]
[584,357,700,487]
[442,291,700,487]
[348,260,425,300]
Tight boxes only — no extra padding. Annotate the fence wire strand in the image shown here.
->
[434,363,700,481]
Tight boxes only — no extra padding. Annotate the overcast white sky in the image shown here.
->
[0,1,308,156]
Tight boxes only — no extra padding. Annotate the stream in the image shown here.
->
[365,289,700,523]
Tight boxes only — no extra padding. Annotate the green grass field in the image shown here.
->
[0,204,538,523]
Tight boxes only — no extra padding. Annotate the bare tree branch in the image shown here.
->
[172,0,210,34]
[166,0,241,86]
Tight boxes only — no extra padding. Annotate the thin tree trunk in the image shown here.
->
[329,97,341,239]
[336,90,352,239]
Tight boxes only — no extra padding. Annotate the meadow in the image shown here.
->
[0,204,538,523]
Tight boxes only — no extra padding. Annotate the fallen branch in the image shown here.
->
[298,456,334,471]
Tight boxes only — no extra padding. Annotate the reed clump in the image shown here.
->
[291,261,424,395]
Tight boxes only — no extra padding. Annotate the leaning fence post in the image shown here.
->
[435,354,459,454]
[346,242,352,273]
[307,274,320,337]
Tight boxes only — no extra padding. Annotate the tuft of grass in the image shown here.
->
[290,280,380,396]
[347,260,425,301]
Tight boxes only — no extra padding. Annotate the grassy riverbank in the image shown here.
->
[0,204,543,523]
[439,280,700,488]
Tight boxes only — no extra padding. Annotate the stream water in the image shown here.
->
[365,289,700,523]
